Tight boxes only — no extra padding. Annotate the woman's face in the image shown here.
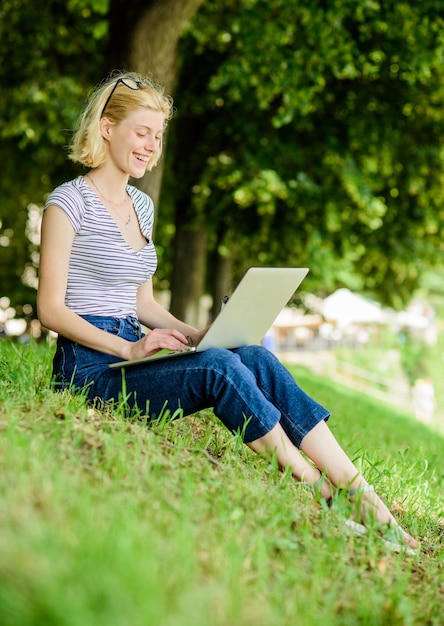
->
[106,108,165,178]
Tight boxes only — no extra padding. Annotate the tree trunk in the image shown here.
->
[105,0,205,208]
[170,216,207,326]
[209,250,232,321]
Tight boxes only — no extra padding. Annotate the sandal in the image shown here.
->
[345,518,417,556]
[381,524,418,556]
[343,485,417,556]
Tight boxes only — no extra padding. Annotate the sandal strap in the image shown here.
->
[345,519,417,556]
[347,484,375,497]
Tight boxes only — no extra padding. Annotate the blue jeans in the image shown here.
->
[52,315,330,446]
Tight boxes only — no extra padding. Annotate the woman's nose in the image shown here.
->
[145,135,160,151]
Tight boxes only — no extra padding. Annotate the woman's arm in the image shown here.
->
[37,205,136,358]
[136,280,207,346]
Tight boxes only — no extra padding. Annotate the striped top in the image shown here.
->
[45,176,157,318]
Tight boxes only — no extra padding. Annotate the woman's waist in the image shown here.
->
[58,314,144,344]
[65,299,138,318]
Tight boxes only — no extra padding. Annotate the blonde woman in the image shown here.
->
[38,72,417,554]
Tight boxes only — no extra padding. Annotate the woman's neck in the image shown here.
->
[87,167,129,201]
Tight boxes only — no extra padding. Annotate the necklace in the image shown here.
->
[86,173,132,229]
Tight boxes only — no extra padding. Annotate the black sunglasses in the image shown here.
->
[101,78,144,117]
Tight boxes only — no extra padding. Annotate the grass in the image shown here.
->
[0,339,443,626]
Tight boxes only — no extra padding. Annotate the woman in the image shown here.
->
[37,71,417,553]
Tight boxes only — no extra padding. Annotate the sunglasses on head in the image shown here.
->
[101,77,146,118]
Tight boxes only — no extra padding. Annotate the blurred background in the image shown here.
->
[1,0,443,426]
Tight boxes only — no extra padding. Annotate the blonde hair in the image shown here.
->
[69,71,174,170]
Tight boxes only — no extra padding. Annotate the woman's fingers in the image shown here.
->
[130,328,189,359]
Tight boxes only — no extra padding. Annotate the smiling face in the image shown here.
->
[104,108,165,179]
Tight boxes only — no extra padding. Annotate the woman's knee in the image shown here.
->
[234,344,281,375]
[200,347,243,370]
[206,346,279,383]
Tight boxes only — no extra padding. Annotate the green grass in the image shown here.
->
[0,340,443,626]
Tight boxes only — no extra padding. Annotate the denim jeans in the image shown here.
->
[52,315,330,446]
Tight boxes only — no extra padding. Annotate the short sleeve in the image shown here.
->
[45,181,86,233]
[129,185,154,240]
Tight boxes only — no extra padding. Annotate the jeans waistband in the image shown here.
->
[79,315,142,337]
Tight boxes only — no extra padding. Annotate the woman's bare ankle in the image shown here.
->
[300,468,333,501]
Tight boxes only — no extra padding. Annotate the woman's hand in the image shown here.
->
[192,325,210,347]
[126,328,192,360]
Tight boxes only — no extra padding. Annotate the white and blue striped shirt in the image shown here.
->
[45,176,157,318]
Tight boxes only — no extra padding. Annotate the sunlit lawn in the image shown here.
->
[0,340,443,626]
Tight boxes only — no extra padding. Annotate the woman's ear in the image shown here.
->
[99,116,113,141]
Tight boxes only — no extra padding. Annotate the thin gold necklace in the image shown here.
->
[86,173,132,229]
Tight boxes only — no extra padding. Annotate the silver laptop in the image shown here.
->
[109,267,308,368]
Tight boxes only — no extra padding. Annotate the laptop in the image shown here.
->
[109,267,309,368]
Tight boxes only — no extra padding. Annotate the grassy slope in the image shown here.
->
[0,340,443,626]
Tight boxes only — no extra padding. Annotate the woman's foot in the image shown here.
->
[348,484,418,552]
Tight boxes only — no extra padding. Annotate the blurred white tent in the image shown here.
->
[321,288,384,327]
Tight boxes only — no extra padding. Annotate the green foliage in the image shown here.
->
[2,0,444,314]
[0,0,109,309]
[0,340,443,625]
[168,0,444,304]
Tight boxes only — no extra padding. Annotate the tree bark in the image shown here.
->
[105,0,205,209]
[209,249,232,321]
[170,217,207,326]
[129,0,205,209]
